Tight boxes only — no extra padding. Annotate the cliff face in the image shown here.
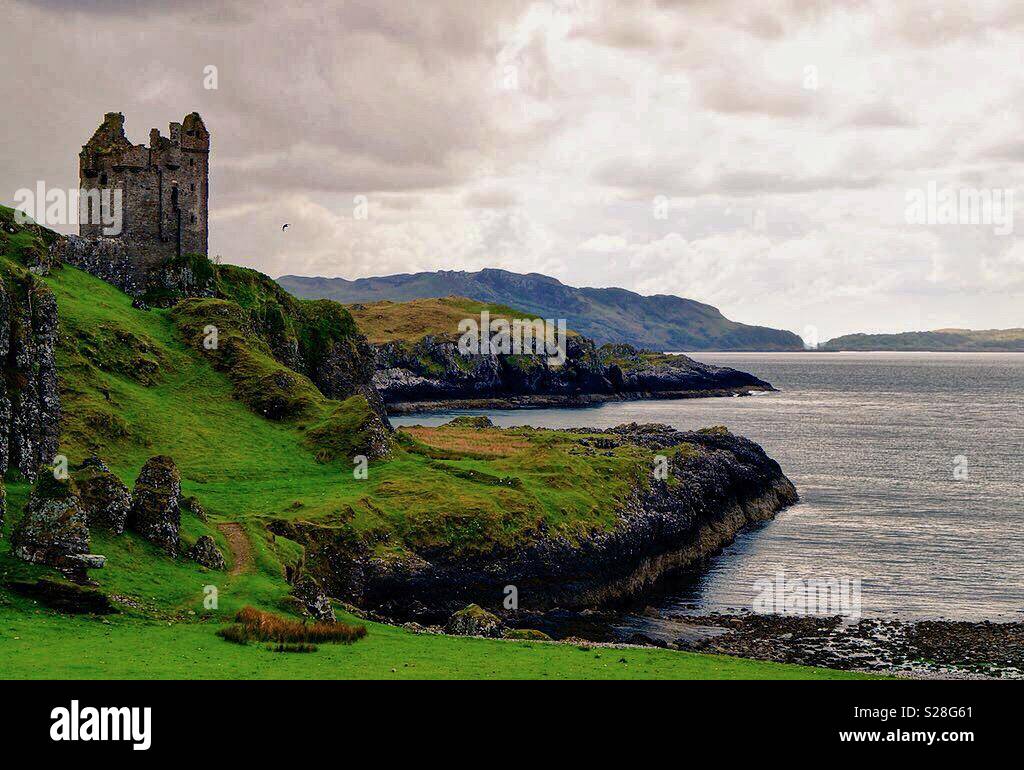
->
[373,336,772,409]
[0,268,61,480]
[374,334,609,403]
[275,424,797,621]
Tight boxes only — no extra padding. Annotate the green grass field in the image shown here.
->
[0,605,869,680]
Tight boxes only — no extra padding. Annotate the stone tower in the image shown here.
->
[79,112,210,274]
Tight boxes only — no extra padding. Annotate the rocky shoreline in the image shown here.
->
[283,423,797,625]
[534,609,1024,679]
[373,334,773,409]
[386,385,772,414]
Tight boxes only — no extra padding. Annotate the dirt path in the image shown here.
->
[217,523,254,577]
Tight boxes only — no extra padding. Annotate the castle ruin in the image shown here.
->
[79,112,210,273]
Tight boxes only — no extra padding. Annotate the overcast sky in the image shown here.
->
[2,0,1022,341]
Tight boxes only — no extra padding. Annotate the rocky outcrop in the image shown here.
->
[0,270,61,480]
[446,604,503,637]
[281,424,797,622]
[291,575,336,622]
[373,337,771,411]
[186,535,226,570]
[49,236,215,306]
[10,471,105,583]
[74,456,131,534]
[129,456,182,556]
[49,236,142,297]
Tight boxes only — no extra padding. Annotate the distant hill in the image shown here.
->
[822,328,1024,352]
[347,295,579,344]
[278,269,803,351]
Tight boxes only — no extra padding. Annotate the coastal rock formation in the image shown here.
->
[281,424,797,621]
[0,269,61,480]
[373,337,771,411]
[186,535,226,570]
[75,456,131,534]
[10,471,103,582]
[129,456,182,556]
[446,604,503,637]
[291,575,336,622]
[373,334,607,404]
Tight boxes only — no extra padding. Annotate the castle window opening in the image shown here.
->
[100,173,107,186]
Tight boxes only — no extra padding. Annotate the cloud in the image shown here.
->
[2,0,1023,340]
[463,186,520,209]
[695,68,818,117]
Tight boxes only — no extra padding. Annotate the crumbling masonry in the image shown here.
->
[76,112,210,289]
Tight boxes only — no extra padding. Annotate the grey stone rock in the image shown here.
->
[291,575,336,622]
[75,458,131,534]
[445,604,504,637]
[0,272,61,481]
[10,473,90,569]
[129,456,182,556]
[185,535,225,570]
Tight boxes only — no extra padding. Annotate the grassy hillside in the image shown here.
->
[0,207,858,679]
[278,269,804,351]
[349,295,578,344]
[822,328,1024,352]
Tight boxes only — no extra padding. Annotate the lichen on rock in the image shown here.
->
[445,604,504,637]
[10,469,103,583]
[186,535,226,570]
[0,265,61,481]
[291,575,336,622]
[129,456,182,556]
[75,456,131,534]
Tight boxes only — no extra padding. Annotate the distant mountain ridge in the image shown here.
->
[822,328,1024,352]
[277,269,803,351]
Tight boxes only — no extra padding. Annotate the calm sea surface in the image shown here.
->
[394,353,1024,622]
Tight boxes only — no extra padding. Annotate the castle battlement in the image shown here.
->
[79,111,210,275]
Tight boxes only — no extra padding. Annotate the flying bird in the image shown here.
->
[281,223,290,231]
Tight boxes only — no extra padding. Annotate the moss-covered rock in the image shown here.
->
[445,604,503,637]
[75,456,131,534]
[697,425,731,436]
[10,469,90,568]
[444,415,494,429]
[0,241,62,480]
[129,456,181,557]
[291,575,336,622]
[185,535,225,570]
[303,395,392,462]
[502,628,552,641]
